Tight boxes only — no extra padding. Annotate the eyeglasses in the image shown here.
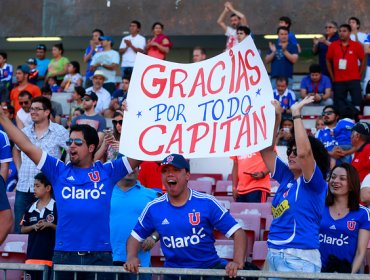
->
[112,120,123,126]
[286,147,297,156]
[19,101,30,105]
[66,138,85,146]
[30,107,45,112]
[322,111,335,116]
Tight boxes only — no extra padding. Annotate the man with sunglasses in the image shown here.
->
[13,96,68,234]
[15,90,32,129]
[0,103,141,278]
[71,91,106,145]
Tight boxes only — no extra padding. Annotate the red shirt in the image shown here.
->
[326,40,364,82]
[10,83,41,113]
[352,143,370,182]
[138,161,165,191]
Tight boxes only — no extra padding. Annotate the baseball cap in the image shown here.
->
[26,58,37,65]
[352,122,370,136]
[36,44,47,50]
[99,36,115,45]
[84,91,98,102]
[160,154,190,171]
[17,64,30,74]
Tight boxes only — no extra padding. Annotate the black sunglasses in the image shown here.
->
[286,147,297,156]
[322,111,335,116]
[66,138,85,146]
[112,120,123,126]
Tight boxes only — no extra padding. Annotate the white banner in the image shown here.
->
[120,36,275,160]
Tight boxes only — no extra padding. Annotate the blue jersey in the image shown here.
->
[132,189,240,268]
[37,151,132,251]
[273,88,296,111]
[0,131,12,164]
[319,206,370,268]
[85,45,104,79]
[316,127,336,151]
[333,118,354,146]
[270,42,298,79]
[300,75,332,94]
[0,63,13,83]
[110,182,158,264]
[268,157,327,249]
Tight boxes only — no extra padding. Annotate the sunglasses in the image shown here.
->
[322,111,335,116]
[66,138,85,146]
[112,120,123,126]
[19,101,30,105]
[286,147,297,156]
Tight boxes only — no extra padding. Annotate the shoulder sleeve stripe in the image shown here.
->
[36,151,48,170]
[138,195,167,223]
[192,192,228,216]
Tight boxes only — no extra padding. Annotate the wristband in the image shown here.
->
[292,115,302,120]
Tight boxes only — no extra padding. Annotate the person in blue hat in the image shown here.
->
[125,153,247,279]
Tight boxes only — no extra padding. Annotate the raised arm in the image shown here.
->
[260,100,281,174]
[217,6,229,32]
[290,96,316,181]
[226,2,247,26]
[0,109,42,166]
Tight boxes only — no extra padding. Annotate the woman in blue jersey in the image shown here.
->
[261,96,330,277]
[320,163,370,273]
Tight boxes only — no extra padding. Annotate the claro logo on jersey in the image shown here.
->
[319,233,349,246]
[163,227,206,248]
[61,183,106,200]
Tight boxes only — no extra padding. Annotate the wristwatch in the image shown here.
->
[151,235,158,241]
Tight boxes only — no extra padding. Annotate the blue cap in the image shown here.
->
[99,36,114,45]
[17,64,30,74]
[160,154,190,171]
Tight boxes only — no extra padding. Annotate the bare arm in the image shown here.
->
[326,59,334,81]
[0,209,12,244]
[323,87,331,100]
[231,160,239,200]
[226,2,247,26]
[300,88,308,99]
[217,7,229,32]
[0,162,9,182]
[124,235,142,273]
[360,187,370,205]
[12,147,21,172]
[290,96,316,181]
[351,229,370,273]
[83,43,95,63]
[265,42,276,64]
[283,49,298,64]
[226,228,246,277]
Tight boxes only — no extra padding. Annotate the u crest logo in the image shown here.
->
[188,212,200,225]
[347,221,356,231]
[88,171,100,183]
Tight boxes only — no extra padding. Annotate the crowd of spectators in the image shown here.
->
[0,1,369,279]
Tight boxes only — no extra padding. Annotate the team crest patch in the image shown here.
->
[164,155,174,164]
[46,214,54,223]
[88,171,100,182]
[188,212,200,225]
[347,221,356,231]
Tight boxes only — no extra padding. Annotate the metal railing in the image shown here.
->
[0,263,369,280]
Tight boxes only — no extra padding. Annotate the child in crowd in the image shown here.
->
[277,118,294,146]
[26,58,39,85]
[21,173,57,280]
[60,61,83,93]
[47,76,60,93]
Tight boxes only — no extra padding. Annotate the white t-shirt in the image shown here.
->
[17,108,32,127]
[350,32,367,44]
[225,26,237,50]
[86,86,111,114]
[90,50,120,83]
[361,173,370,189]
[62,73,83,92]
[119,34,146,67]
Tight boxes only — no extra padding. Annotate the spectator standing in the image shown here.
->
[348,17,367,44]
[261,97,330,274]
[35,44,50,89]
[85,70,111,114]
[319,163,370,273]
[90,36,120,94]
[15,91,33,129]
[71,91,107,144]
[21,173,57,280]
[349,122,370,182]
[146,22,173,60]
[272,76,296,117]
[313,21,339,77]
[41,86,63,124]
[0,51,13,97]
[278,16,301,53]
[192,47,207,63]
[83,29,104,88]
[217,1,247,50]
[26,58,39,86]
[60,61,83,93]
[0,105,142,280]
[265,27,299,88]
[46,43,69,85]
[0,176,12,245]
[326,24,365,113]
[119,20,146,78]
[13,96,68,233]
[10,64,41,114]
[231,152,270,203]
[300,64,333,105]
[110,169,159,280]
[125,154,247,278]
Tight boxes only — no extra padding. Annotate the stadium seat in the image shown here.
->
[363,106,370,116]
[227,174,232,181]
[301,106,324,117]
[187,180,212,194]
[189,173,223,187]
[252,241,268,269]
[150,241,165,267]
[215,196,234,210]
[262,215,274,241]
[230,202,272,231]
[214,180,233,196]
[302,118,316,129]
[0,234,28,280]
[232,213,261,257]
[214,239,234,261]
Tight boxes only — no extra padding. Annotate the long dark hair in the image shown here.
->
[326,163,360,211]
